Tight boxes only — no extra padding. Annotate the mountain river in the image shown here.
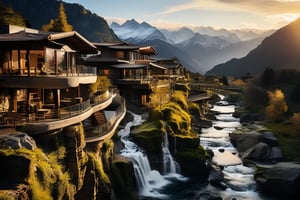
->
[117,96,269,199]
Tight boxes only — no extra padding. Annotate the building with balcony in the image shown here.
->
[0,25,126,142]
[85,43,187,106]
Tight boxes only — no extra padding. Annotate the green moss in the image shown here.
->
[170,90,188,108]
[0,147,70,200]
[131,121,164,134]
[87,152,110,184]
[159,102,191,135]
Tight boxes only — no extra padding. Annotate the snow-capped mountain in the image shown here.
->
[111,19,166,43]
[110,19,271,73]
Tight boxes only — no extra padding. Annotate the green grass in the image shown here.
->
[265,122,300,162]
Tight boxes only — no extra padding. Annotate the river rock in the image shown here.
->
[229,132,283,162]
[261,132,279,146]
[0,132,37,150]
[229,132,261,154]
[255,162,300,197]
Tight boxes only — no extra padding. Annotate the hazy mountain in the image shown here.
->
[1,0,119,42]
[207,18,300,77]
[160,27,195,44]
[192,26,242,43]
[176,33,265,72]
[111,19,270,73]
[111,19,166,43]
[139,39,203,73]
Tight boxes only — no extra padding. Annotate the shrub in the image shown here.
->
[290,113,300,130]
[265,89,288,121]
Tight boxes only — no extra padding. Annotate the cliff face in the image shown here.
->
[0,123,137,200]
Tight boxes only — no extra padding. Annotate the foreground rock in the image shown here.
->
[229,131,283,162]
[254,162,300,198]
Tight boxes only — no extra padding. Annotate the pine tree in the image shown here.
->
[42,2,73,32]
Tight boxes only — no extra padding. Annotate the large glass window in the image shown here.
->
[44,48,55,74]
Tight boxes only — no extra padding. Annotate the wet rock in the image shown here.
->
[208,163,226,190]
[261,132,279,146]
[198,191,222,200]
[218,148,225,153]
[0,132,37,150]
[229,132,261,154]
[246,142,271,161]
[230,132,283,162]
[255,162,300,198]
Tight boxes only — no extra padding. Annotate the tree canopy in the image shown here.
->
[0,3,29,27]
[42,2,72,32]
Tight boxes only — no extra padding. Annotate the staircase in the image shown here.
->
[93,112,107,125]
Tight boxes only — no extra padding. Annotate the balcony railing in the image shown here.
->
[0,89,116,128]
[84,95,126,140]
[2,65,96,77]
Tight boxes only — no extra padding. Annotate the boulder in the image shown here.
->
[245,142,271,161]
[255,162,300,198]
[261,132,279,146]
[0,133,37,150]
[229,132,261,155]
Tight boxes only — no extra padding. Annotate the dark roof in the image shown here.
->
[108,45,140,50]
[93,42,127,47]
[111,63,146,69]
[0,30,97,54]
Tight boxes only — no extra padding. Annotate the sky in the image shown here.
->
[63,0,300,30]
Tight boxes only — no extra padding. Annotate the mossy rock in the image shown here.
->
[131,121,164,154]
[175,146,209,179]
[172,135,200,150]
[111,155,138,200]
[131,131,163,154]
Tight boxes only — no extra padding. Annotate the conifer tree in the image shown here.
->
[42,2,73,32]
[0,3,29,27]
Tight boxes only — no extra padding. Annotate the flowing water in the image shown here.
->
[199,97,265,200]
[118,97,266,199]
[118,112,187,199]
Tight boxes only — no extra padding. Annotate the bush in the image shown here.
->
[265,89,288,121]
[290,113,300,130]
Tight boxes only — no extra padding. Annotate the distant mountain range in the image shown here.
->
[207,18,300,77]
[111,19,272,73]
[1,0,120,42]
[5,0,297,77]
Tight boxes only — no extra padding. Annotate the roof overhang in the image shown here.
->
[111,63,146,69]
[149,62,167,70]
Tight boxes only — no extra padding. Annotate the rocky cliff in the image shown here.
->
[0,123,137,200]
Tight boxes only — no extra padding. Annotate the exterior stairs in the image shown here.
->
[93,111,107,125]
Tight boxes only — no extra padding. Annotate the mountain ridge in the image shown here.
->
[1,0,120,42]
[111,19,270,73]
[207,18,300,77]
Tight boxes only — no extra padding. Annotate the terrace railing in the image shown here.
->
[84,95,126,140]
[0,89,114,127]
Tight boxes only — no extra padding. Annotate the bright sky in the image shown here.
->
[63,0,300,30]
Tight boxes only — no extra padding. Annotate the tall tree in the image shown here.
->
[0,3,29,27]
[42,2,72,32]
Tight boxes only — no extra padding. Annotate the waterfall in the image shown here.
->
[162,130,180,174]
[118,112,169,198]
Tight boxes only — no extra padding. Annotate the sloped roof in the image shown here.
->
[111,63,146,69]
[0,30,97,53]
[137,46,157,55]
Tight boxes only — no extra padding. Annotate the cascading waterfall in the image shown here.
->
[162,129,181,174]
[118,112,169,198]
